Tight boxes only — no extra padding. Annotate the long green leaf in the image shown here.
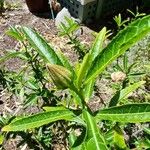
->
[6,26,24,41]
[22,27,62,65]
[109,81,145,107]
[75,28,106,89]
[2,110,74,131]
[144,127,150,135]
[76,53,91,89]
[43,106,67,112]
[89,27,107,62]
[96,103,150,123]
[83,80,95,102]
[85,15,150,84]
[83,110,108,150]
[119,81,145,100]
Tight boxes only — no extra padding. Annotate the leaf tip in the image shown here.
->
[1,126,10,132]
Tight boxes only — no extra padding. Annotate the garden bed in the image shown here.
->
[0,0,150,150]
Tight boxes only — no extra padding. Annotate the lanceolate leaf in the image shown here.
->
[0,134,4,145]
[96,103,150,123]
[6,26,24,41]
[2,110,74,131]
[76,28,106,88]
[144,127,150,135]
[83,80,95,102]
[90,27,107,62]
[85,15,150,84]
[76,53,91,89]
[109,81,145,107]
[118,81,145,101]
[80,28,106,87]
[22,27,62,65]
[83,110,108,150]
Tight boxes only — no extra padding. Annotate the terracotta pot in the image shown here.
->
[25,0,50,13]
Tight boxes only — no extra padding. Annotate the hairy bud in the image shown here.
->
[46,64,72,89]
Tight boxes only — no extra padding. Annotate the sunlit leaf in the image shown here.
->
[6,26,24,41]
[22,27,62,65]
[2,110,74,131]
[113,125,126,149]
[85,15,150,84]
[109,81,145,107]
[76,53,91,89]
[96,103,150,123]
[83,110,108,150]
[0,134,4,145]
[43,106,67,112]
[90,27,107,62]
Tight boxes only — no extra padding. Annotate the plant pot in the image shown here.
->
[25,0,50,13]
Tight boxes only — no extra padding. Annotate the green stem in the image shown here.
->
[70,84,86,109]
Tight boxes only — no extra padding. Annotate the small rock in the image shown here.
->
[9,13,15,16]
[55,7,81,28]
[55,7,71,28]
[111,71,126,82]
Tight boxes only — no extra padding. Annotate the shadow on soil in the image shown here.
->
[28,3,150,34]
[87,5,150,32]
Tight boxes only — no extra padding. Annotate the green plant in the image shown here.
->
[1,15,150,149]
[113,13,129,30]
[112,9,149,105]
[0,26,60,149]
[0,0,20,13]
[58,17,88,60]
[114,7,146,31]
[127,7,146,19]
[110,52,146,91]
[0,0,4,11]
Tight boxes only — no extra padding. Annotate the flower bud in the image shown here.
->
[46,64,72,89]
